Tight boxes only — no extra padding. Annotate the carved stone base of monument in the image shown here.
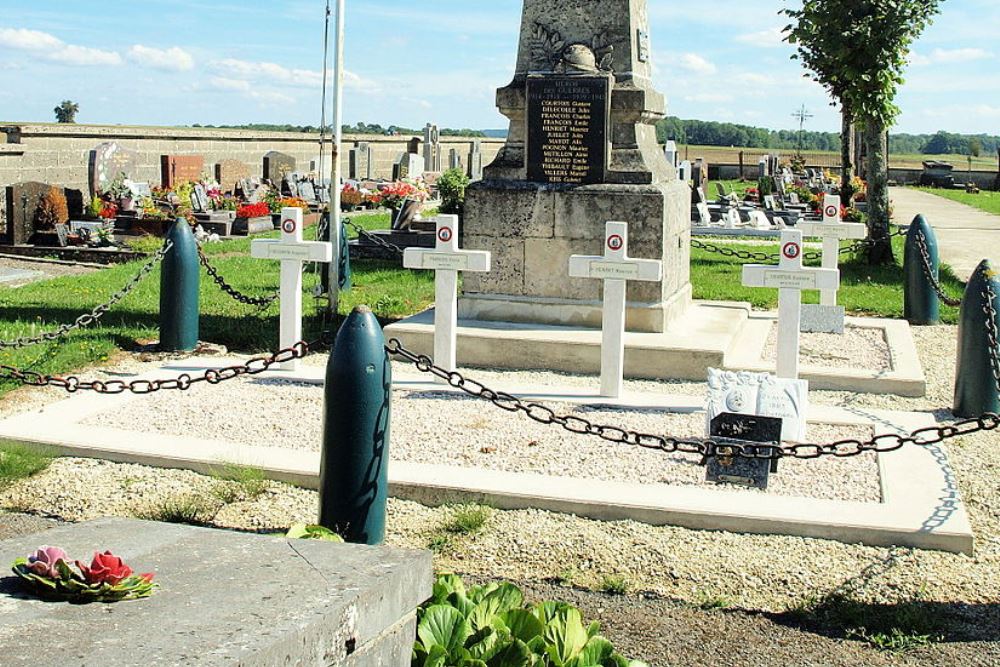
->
[460,180,692,333]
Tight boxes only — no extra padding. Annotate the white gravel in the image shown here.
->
[763,324,892,371]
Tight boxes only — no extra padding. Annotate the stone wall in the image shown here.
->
[0,123,504,225]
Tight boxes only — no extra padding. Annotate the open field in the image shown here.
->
[680,144,998,171]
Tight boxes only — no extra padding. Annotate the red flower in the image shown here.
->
[236,202,271,219]
[76,551,134,586]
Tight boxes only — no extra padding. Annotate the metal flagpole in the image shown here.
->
[327,0,345,317]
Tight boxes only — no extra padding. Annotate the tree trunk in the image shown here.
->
[864,122,894,265]
[840,106,854,207]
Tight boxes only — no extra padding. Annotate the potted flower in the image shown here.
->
[378,179,429,222]
[235,202,274,235]
[341,183,364,211]
[105,172,135,213]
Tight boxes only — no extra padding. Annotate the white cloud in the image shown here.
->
[679,53,716,75]
[210,57,379,93]
[0,27,121,66]
[911,47,993,66]
[735,27,786,48]
[128,45,195,71]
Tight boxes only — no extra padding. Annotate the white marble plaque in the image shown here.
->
[706,368,809,442]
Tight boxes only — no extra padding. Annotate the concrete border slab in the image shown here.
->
[0,359,972,554]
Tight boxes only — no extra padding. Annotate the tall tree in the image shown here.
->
[53,100,79,124]
[784,0,944,264]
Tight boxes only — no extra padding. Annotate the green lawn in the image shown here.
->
[916,187,1000,216]
[0,216,966,398]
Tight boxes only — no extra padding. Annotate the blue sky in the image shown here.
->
[0,0,997,135]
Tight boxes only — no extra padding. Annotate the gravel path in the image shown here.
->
[0,324,996,652]
[83,381,879,502]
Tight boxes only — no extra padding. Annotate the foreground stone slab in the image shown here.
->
[0,518,431,666]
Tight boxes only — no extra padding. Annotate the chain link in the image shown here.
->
[198,247,281,309]
[343,219,405,256]
[0,337,326,395]
[912,230,963,308]
[690,227,906,264]
[385,337,1000,462]
[0,240,173,351]
[983,281,1000,395]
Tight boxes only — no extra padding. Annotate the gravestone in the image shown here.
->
[448,148,463,171]
[706,368,808,442]
[0,518,430,666]
[468,139,484,181]
[348,143,372,180]
[215,159,251,193]
[89,142,139,196]
[423,123,442,173]
[263,151,296,184]
[4,182,80,246]
[706,412,783,490]
[461,0,690,334]
[664,140,678,170]
[128,181,153,201]
[161,155,205,189]
[393,153,425,181]
[299,180,318,203]
[678,160,691,182]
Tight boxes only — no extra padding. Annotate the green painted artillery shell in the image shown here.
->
[904,214,940,325]
[319,306,391,545]
[954,260,1000,417]
[338,217,352,292]
[158,219,200,351]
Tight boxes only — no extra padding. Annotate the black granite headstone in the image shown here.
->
[706,412,782,490]
[526,75,610,185]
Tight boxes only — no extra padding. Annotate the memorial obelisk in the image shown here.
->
[459,0,691,333]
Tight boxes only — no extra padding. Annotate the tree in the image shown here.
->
[785,0,943,264]
[969,138,982,158]
[53,100,79,124]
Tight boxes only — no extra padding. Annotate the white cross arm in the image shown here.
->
[742,265,840,291]
[251,240,332,262]
[568,256,663,282]
[403,248,491,272]
[796,221,867,240]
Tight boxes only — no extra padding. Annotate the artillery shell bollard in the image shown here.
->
[158,218,200,352]
[903,214,940,325]
[319,305,391,545]
[954,260,1000,418]
[338,216,352,292]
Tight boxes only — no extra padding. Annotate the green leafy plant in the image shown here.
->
[437,168,470,216]
[285,524,344,542]
[412,574,648,666]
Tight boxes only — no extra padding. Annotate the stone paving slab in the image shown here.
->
[0,518,432,666]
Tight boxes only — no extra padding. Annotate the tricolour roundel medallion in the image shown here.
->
[782,241,801,260]
[438,227,453,243]
[607,234,624,252]
[282,218,297,234]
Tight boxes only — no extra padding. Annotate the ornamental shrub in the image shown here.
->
[437,168,470,216]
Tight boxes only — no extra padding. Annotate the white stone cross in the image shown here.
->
[403,215,491,382]
[796,194,866,306]
[742,229,840,379]
[250,207,333,371]
[569,221,663,398]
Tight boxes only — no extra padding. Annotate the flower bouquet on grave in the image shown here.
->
[12,546,157,603]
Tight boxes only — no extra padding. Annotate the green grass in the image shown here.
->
[695,591,733,610]
[210,463,269,503]
[916,186,1000,216]
[599,575,630,596]
[444,504,492,535]
[0,442,53,491]
[691,233,966,324]
[0,223,434,400]
[137,494,219,526]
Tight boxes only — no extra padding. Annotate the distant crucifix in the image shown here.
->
[792,104,814,160]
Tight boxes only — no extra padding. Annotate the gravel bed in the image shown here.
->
[1,325,997,626]
[763,324,892,371]
[83,379,879,502]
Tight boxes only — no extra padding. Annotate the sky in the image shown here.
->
[0,0,997,135]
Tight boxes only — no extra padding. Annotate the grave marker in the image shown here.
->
[403,215,491,381]
[250,207,333,371]
[161,155,205,189]
[706,368,808,442]
[706,412,782,490]
[215,159,251,193]
[569,221,663,398]
[796,195,866,333]
[89,142,138,196]
[742,230,839,380]
[263,151,296,184]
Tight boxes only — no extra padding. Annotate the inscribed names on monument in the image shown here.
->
[526,75,610,185]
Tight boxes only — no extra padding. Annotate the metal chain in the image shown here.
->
[0,240,174,351]
[385,337,1000,462]
[343,219,405,256]
[691,226,905,263]
[0,337,325,394]
[983,281,1000,395]
[913,230,963,308]
[198,248,280,309]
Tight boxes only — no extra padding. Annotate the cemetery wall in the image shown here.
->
[0,123,505,197]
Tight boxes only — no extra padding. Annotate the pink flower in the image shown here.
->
[26,546,68,579]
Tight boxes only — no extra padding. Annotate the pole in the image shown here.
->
[327,0,345,317]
